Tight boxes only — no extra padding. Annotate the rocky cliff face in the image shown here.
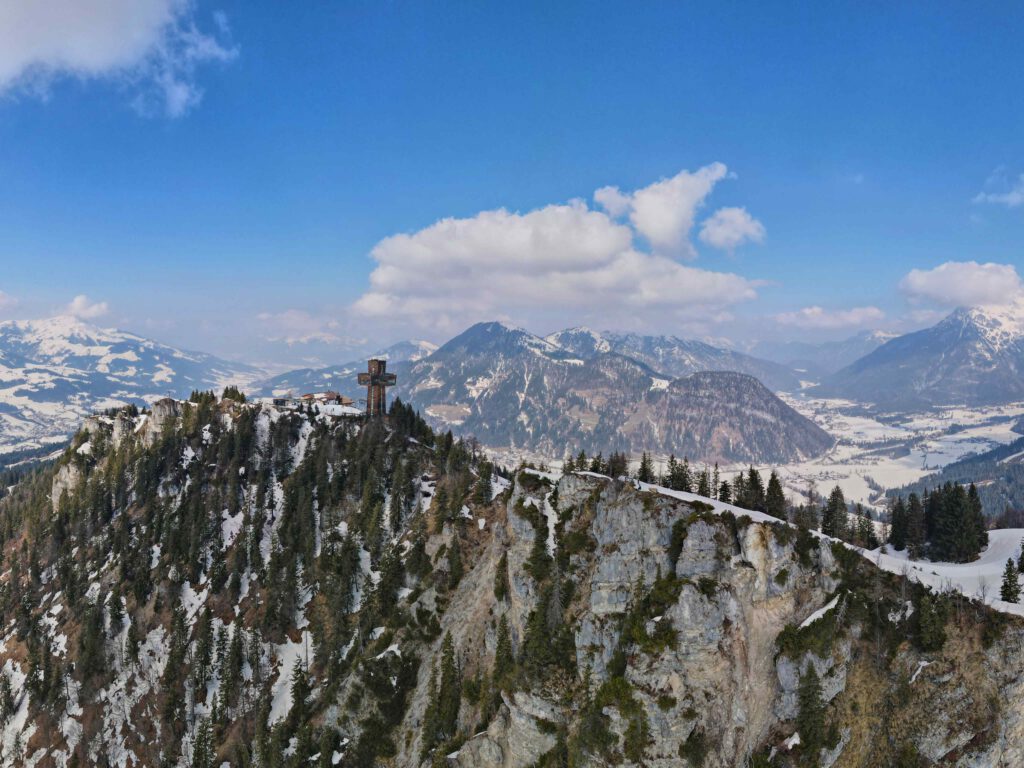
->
[2,400,1023,767]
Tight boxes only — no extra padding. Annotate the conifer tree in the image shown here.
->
[765,471,787,520]
[696,468,710,498]
[888,496,908,551]
[637,452,654,484]
[717,480,731,505]
[821,486,848,540]
[915,592,946,652]
[796,666,825,758]
[493,552,510,602]
[473,463,493,506]
[446,534,463,590]
[906,493,926,558]
[494,614,514,688]
[1002,558,1021,603]
[437,634,461,743]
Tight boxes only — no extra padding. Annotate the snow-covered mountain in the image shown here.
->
[392,322,831,463]
[546,326,801,391]
[0,316,260,450]
[252,339,438,398]
[817,301,1024,408]
[753,329,898,378]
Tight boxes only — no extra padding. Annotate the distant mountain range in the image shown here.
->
[8,303,1024,460]
[253,339,437,397]
[753,330,898,378]
[547,327,801,390]
[0,316,259,450]
[388,322,833,463]
[815,302,1024,409]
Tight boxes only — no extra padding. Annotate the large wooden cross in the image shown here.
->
[357,359,397,417]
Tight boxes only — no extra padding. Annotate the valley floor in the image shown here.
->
[735,395,1024,510]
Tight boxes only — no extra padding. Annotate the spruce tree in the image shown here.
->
[446,534,463,590]
[765,471,787,520]
[493,552,510,602]
[494,614,514,688]
[637,452,654,484]
[437,634,461,743]
[906,493,926,559]
[888,496,908,551]
[1002,558,1021,603]
[821,486,848,540]
[796,665,825,758]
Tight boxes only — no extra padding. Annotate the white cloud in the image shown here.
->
[352,193,760,334]
[66,294,109,319]
[775,305,885,330]
[595,163,731,256]
[973,171,1024,208]
[0,291,17,312]
[698,207,766,251]
[0,0,237,117]
[899,261,1023,307]
[256,309,363,347]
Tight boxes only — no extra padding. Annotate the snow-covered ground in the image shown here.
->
[753,396,1024,509]
[867,529,1024,617]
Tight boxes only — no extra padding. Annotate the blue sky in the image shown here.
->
[1,1,1023,365]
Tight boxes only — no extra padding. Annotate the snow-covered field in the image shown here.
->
[756,396,1024,509]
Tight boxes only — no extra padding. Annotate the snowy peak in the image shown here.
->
[0,316,261,450]
[945,300,1024,352]
[544,326,612,355]
[819,301,1024,408]
[433,321,561,359]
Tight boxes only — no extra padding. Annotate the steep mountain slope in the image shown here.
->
[396,322,832,463]
[889,433,1024,516]
[548,326,801,391]
[0,316,259,450]
[2,403,1023,767]
[253,340,437,399]
[818,302,1024,408]
[753,330,898,378]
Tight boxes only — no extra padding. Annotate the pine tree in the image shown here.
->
[446,533,463,590]
[796,665,825,757]
[916,592,946,652]
[906,493,926,559]
[1002,558,1021,603]
[747,467,766,512]
[765,471,787,520]
[1018,540,1024,573]
[717,480,731,505]
[437,634,461,742]
[493,551,510,602]
[821,486,848,540]
[473,463,493,506]
[637,452,654,484]
[494,614,514,688]
[696,468,710,498]
[888,496,908,551]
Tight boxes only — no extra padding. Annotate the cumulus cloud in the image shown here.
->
[0,0,237,117]
[899,261,1023,307]
[775,305,885,330]
[256,309,364,347]
[698,207,766,251]
[352,192,761,334]
[66,294,109,319]
[595,163,731,256]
